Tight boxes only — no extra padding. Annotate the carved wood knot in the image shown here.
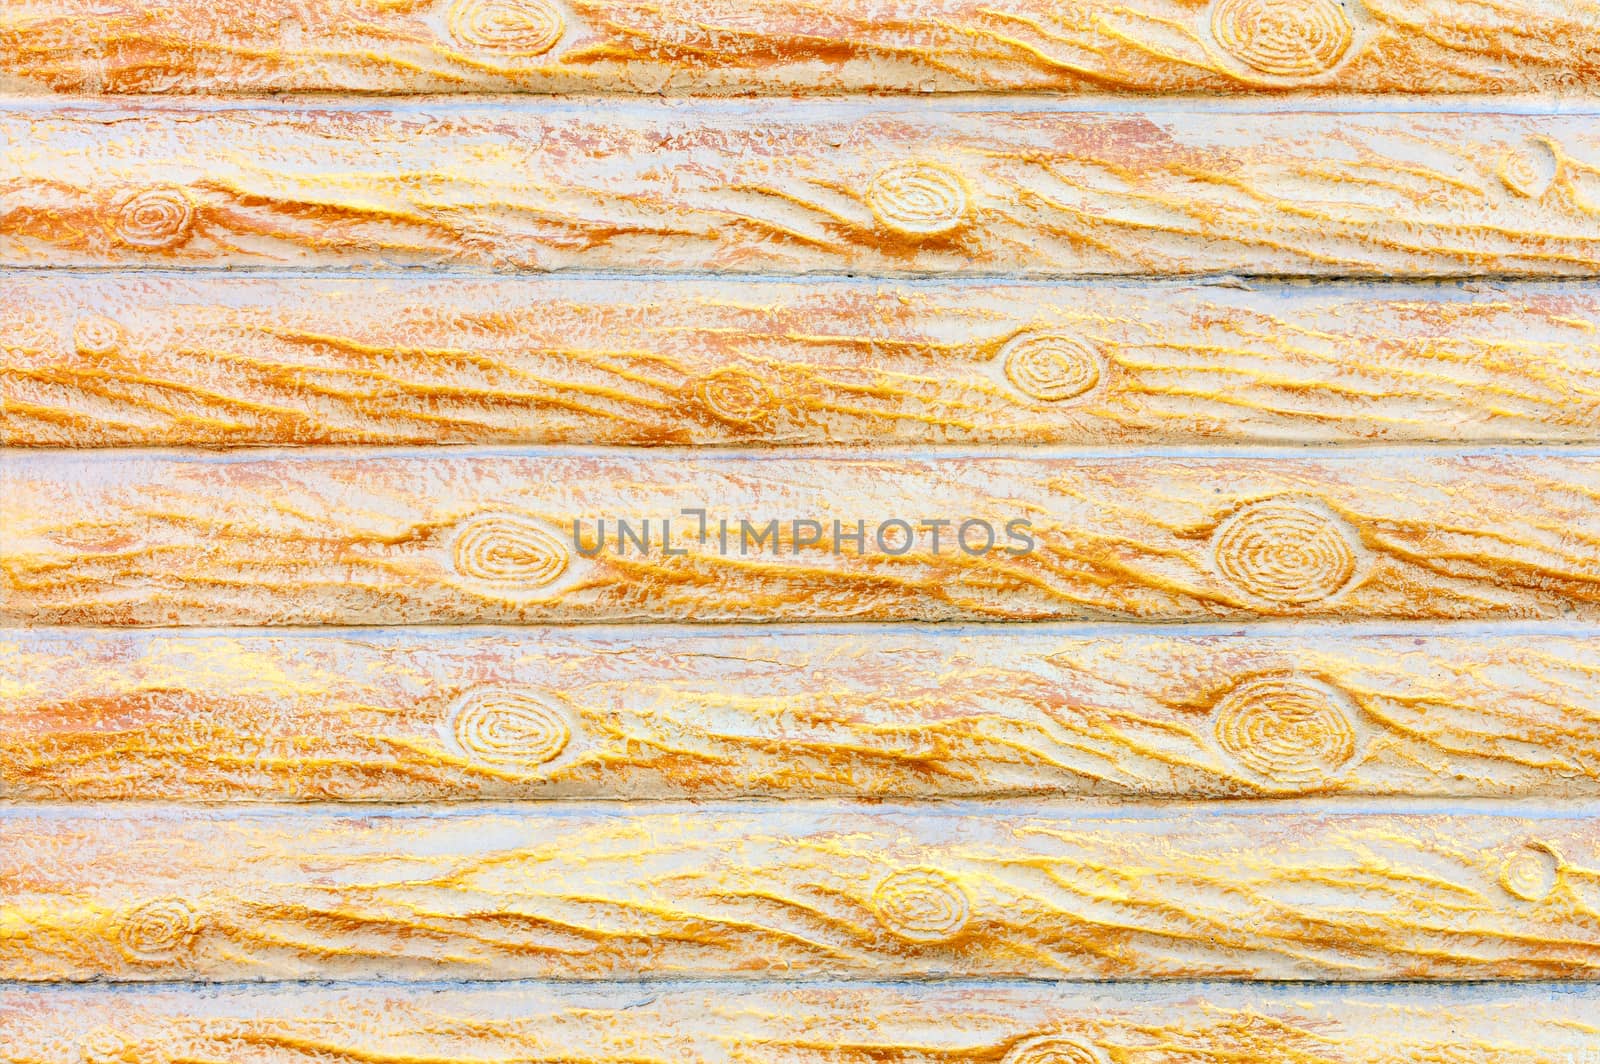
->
[451,512,570,588]
[698,368,776,424]
[113,187,195,249]
[1003,1034,1107,1064]
[871,866,972,942]
[1001,332,1103,402]
[865,162,971,237]
[1500,844,1561,902]
[73,315,125,357]
[115,897,200,964]
[1210,0,1355,78]
[1210,496,1362,606]
[449,686,572,766]
[446,0,565,56]
[1212,675,1359,785]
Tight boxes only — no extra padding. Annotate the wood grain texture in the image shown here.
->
[7,102,1600,276]
[4,982,1599,1063]
[10,274,1600,448]
[2,0,1598,97]
[6,625,1600,801]
[5,449,1600,625]
[6,802,1600,981]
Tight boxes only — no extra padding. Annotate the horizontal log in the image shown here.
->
[5,802,1600,980]
[6,626,1600,801]
[5,104,1600,275]
[9,275,1600,448]
[4,449,1599,625]
[3,0,1599,97]
[3,982,1598,1063]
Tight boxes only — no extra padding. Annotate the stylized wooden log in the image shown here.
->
[8,274,1600,447]
[4,105,1600,275]
[2,0,1598,97]
[3,981,1597,1063]
[6,625,1600,801]
[5,449,1599,625]
[6,803,1600,981]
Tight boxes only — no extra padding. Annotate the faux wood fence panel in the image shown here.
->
[7,0,1598,1040]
